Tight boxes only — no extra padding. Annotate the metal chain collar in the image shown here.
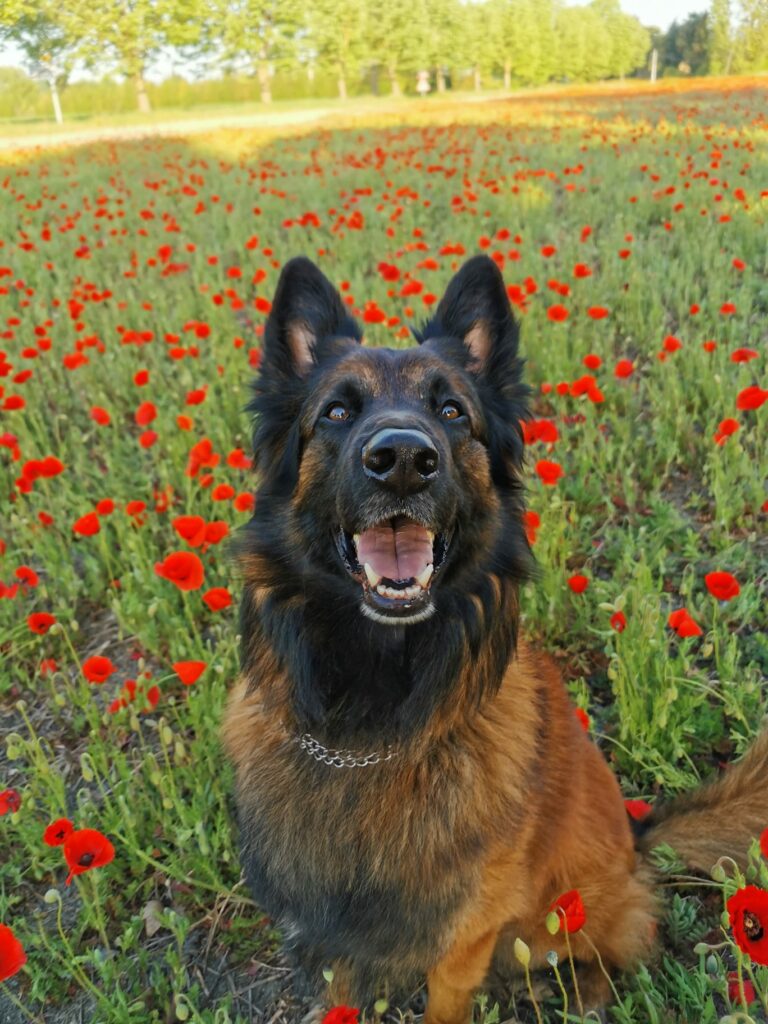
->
[295,731,397,768]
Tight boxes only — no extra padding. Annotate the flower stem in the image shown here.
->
[560,915,583,1018]
[522,961,544,1024]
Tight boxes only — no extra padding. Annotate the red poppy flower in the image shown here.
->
[567,574,589,594]
[202,587,232,611]
[15,566,39,587]
[172,515,207,547]
[0,789,21,815]
[705,571,740,602]
[727,886,768,966]
[536,460,564,485]
[614,359,634,379]
[155,552,204,591]
[760,828,768,860]
[624,799,653,821]
[96,499,115,516]
[547,304,569,322]
[44,818,74,847]
[610,611,627,633]
[134,401,157,426]
[172,661,207,686]
[90,406,111,426]
[204,521,229,546]
[63,828,115,886]
[73,512,100,537]
[550,889,586,933]
[731,348,758,363]
[663,335,682,353]
[727,970,756,1007]
[234,492,255,512]
[523,510,540,545]
[668,608,703,638]
[736,386,768,411]
[574,708,590,732]
[321,1008,359,1024]
[0,924,26,982]
[587,306,609,319]
[28,612,56,634]
[227,448,253,470]
[212,483,235,501]
[82,655,117,684]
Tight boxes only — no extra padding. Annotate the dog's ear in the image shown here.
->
[264,257,361,377]
[420,255,518,373]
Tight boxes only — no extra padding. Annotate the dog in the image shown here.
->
[222,254,768,1022]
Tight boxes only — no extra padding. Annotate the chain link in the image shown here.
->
[296,731,397,768]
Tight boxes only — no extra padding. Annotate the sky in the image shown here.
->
[0,0,708,75]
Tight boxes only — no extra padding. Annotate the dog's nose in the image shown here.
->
[362,428,439,495]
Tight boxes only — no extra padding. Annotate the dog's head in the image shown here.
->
[245,255,532,632]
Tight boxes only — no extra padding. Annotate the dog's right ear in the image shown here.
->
[263,257,361,377]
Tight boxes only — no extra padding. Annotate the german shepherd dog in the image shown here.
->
[223,255,768,1021]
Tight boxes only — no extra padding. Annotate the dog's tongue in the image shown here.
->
[356,520,432,581]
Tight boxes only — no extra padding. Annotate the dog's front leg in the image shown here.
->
[424,928,499,1024]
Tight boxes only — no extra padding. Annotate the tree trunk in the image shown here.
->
[135,74,151,114]
[50,80,63,124]
[388,65,401,97]
[436,68,446,92]
[503,61,511,90]
[258,61,272,103]
[473,67,482,91]
[338,75,348,100]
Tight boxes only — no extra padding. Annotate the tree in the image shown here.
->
[458,0,498,90]
[0,1,74,123]
[213,0,301,103]
[709,0,733,71]
[367,0,430,96]
[661,12,710,74]
[304,0,367,100]
[59,0,206,113]
[733,0,768,69]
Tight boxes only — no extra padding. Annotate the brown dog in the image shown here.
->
[223,255,768,1021]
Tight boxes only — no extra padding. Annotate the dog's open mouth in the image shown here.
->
[336,516,450,622]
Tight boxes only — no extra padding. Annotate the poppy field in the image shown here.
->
[1,81,767,1023]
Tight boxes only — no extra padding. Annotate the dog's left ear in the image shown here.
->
[264,257,361,377]
[420,255,518,372]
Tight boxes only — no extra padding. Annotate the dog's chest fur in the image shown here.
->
[230,698,524,986]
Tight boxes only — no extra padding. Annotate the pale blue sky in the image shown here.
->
[0,0,708,75]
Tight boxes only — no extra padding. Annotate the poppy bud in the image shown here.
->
[545,911,560,935]
[514,938,531,967]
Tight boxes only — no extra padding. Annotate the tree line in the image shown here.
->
[0,0,766,123]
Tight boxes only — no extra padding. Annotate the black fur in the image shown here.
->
[236,255,533,744]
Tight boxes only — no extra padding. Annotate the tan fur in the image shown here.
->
[223,639,659,1021]
[639,730,768,873]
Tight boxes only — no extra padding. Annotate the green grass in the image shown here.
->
[0,81,766,1022]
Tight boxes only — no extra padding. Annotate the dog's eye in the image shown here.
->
[440,401,463,421]
[325,403,350,422]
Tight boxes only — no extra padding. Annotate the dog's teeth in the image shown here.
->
[364,563,381,587]
[417,564,434,588]
[376,583,387,595]
[352,534,360,548]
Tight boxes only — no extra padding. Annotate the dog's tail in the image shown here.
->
[635,731,768,873]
